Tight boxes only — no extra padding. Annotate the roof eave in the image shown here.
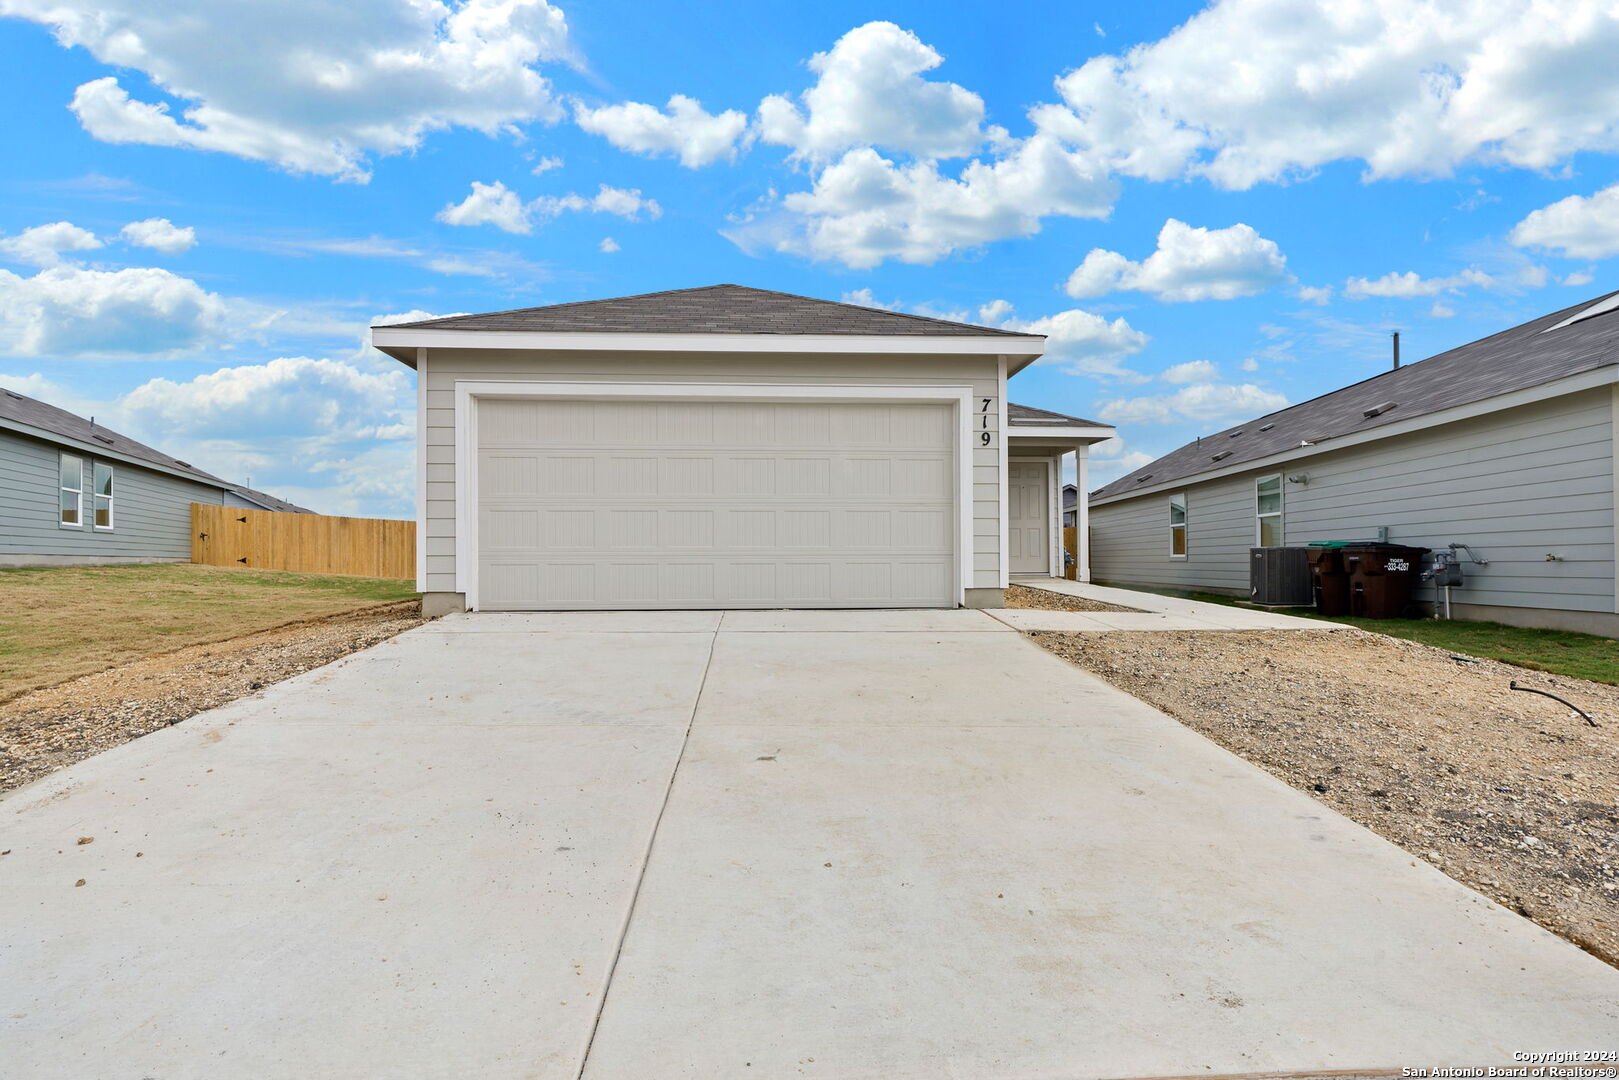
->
[0,416,233,490]
[370,326,1044,362]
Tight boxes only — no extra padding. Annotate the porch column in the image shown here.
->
[1076,443,1091,582]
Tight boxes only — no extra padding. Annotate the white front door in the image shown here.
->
[1008,460,1048,574]
[474,397,958,610]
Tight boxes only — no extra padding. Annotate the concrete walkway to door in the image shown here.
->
[2,609,1616,1079]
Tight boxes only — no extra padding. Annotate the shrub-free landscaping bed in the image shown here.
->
[0,564,417,702]
[1029,626,1619,967]
[1002,583,1141,613]
[0,600,425,795]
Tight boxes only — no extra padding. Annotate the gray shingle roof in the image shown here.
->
[230,485,316,514]
[1008,402,1110,427]
[1092,289,1619,502]
[376,284,1041,338]
[0,386,231,488]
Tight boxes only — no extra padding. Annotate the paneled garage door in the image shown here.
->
[475,397,958,610]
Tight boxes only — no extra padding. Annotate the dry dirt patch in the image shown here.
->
[1028,627,1619,967]
[1,601,426,796]
[1003,583,1142,613]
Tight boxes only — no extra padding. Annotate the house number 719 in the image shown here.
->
[980,398,994,445]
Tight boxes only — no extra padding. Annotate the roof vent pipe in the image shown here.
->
[1392,331,1401,370]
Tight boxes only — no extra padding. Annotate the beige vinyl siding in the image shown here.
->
[1091,387,1617,614]
[0,428,226,560]
[421,348,1003,597]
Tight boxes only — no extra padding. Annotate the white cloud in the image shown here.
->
[1561,270,1595,287]
[575,94,748,167]
[118,217,195,255]
[0,265,229,357]
[530,155,563,174]
[746,134,1114,268]
[1296,284,1333,305]
[0,221,103,267]
[115,356,415,515]
[1097,382,1289,426]
[598,237,619,253]
[1000,306,1150,380]
[839,287,899,310]
[1510,183,1619,259]
[1042,0,1619,190]
[437,180,533,234]
[574,185,660,219]
[10,0,575,181]
[1343,267,1492,299]
[1064,219,1289,302]
[122,356,408,440]
[1158,359,1217,384]
[756,21,985,161]
[1239,357,1260,372]
[437,180,659,235]
[1429,302,1456,318]
[1087,437,1157,485]
[977,298,1014,323]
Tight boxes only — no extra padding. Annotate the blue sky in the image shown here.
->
[2,0,1617,517]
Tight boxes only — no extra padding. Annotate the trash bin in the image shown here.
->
[1342,544,1429,619]
[1304,544,1351,616]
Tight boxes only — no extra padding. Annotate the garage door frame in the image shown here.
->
[453,380,976,611]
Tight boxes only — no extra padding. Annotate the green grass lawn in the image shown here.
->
[1102,582,1619,686]
[0,564,417,701]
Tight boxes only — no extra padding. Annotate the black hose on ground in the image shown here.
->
[1509,681,1598,727]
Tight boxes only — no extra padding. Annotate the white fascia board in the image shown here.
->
[372,326,1043,359]
[0,416,233,490]
[1092,364,1619,507]
[1007,424,1117,442]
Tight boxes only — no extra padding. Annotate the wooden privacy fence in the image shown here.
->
[192,504,414,579]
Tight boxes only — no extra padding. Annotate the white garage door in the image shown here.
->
[474,397,958,610]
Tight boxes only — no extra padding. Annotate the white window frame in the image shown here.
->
[1168,492,1187,559]
[1256,473,1283,547]
[92,461,115,531]
[58,453,85,529]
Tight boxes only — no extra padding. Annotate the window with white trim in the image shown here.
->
[93,462,114,529]
[1169,492,1187,557]
[59,454,84,527]
[1256,474,1283,546]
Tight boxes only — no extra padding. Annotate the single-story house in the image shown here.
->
[1088,290,1619,637]
[0,388,310,568]
[1062,483,1078,528]
[371,284,1115,614]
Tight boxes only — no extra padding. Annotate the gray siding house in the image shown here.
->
[0,388,308,568]
[1089,291,1619,636]
[372,285,1115,614]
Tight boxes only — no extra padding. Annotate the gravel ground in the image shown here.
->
[0,601,426,796]
[1003,583,1142,613]
[1028,627,1619,967]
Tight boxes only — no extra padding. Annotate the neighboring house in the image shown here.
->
[1089,291,1619,637]
[0,388,305,568]
[372,284,1115,614]
[227,485,316,514]
[1062,483,1078,528]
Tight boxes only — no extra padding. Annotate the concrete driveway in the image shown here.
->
[3,609,1616,1078]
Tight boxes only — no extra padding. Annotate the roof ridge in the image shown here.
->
[374,283,1041,337]
[373,284,735,329]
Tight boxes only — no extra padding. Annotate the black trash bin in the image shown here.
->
[1342,544,1429,619]
[1304,544,1351,616]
